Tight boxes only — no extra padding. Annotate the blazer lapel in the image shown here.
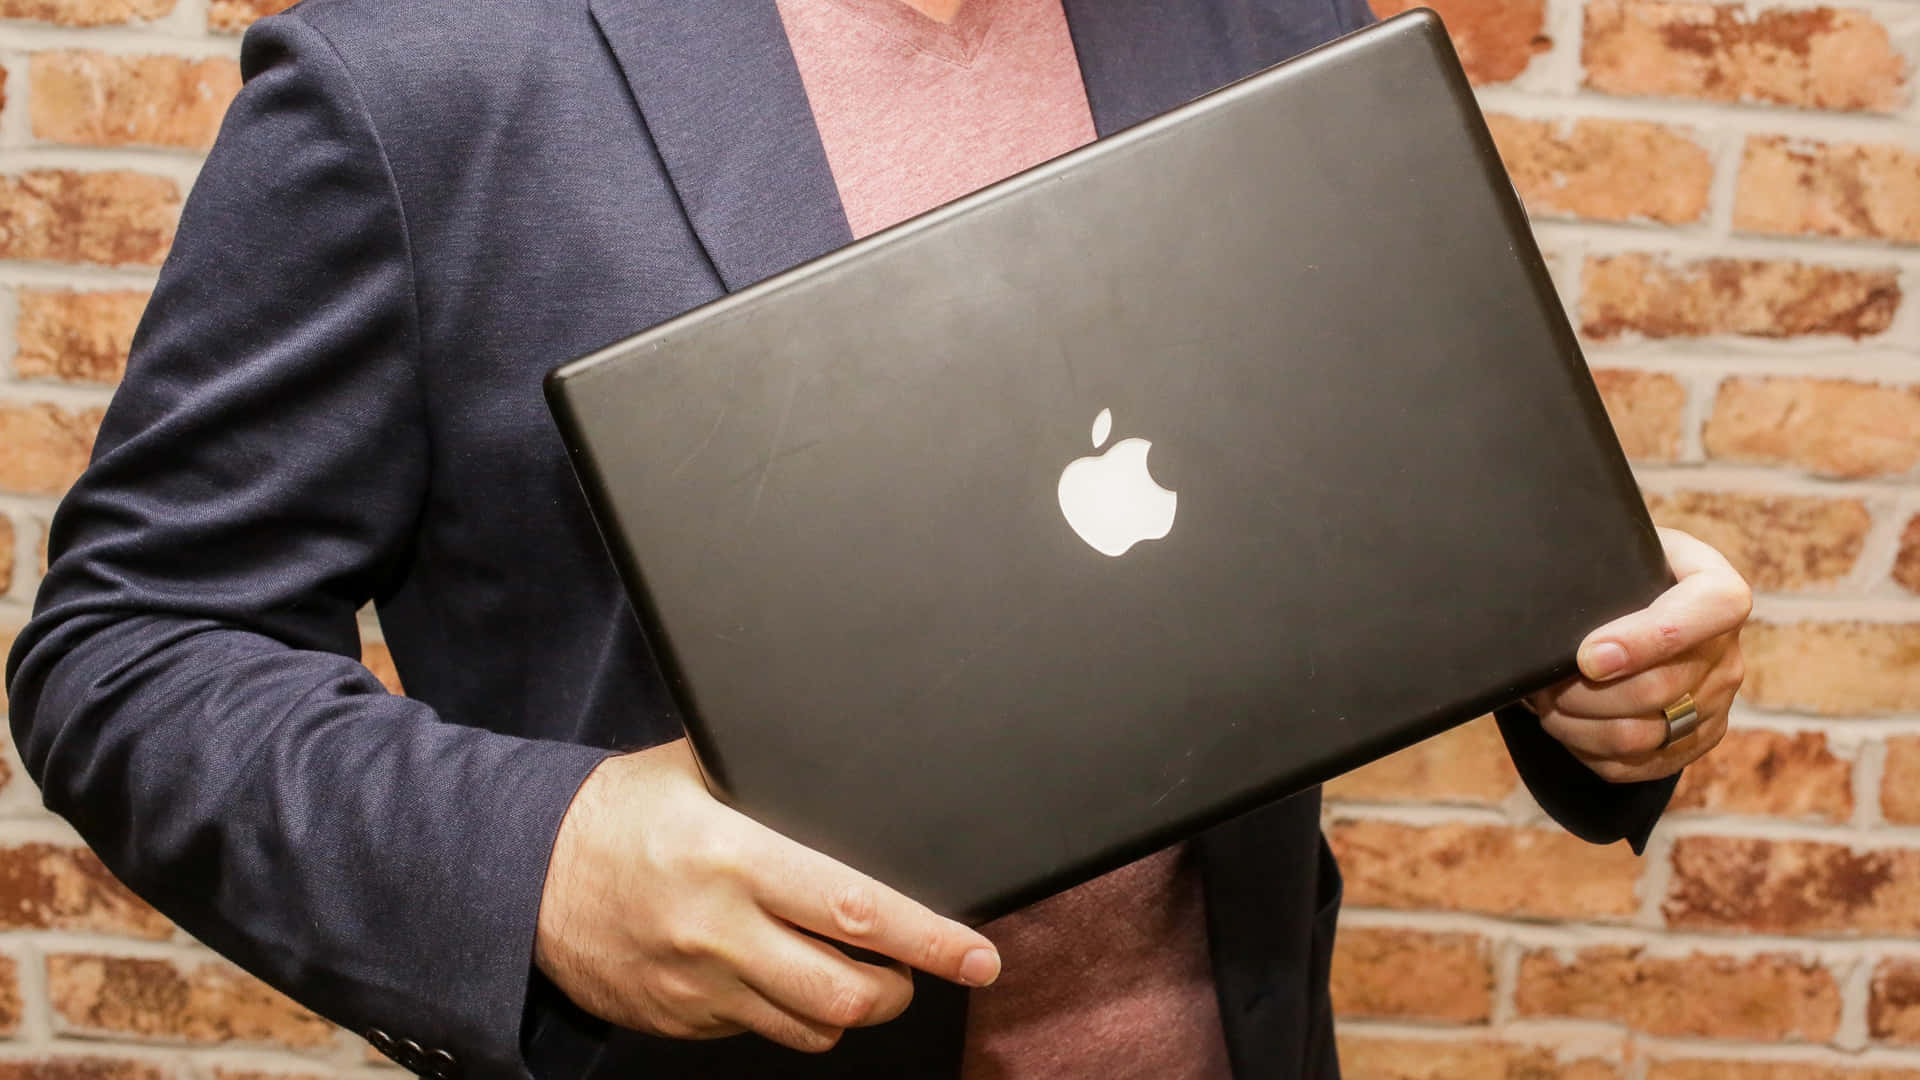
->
[590,0,853,292]
[589,0,1280,292]
[1062,0,1354,135]
[1061,0,1244,135]
[588,0,1313,290]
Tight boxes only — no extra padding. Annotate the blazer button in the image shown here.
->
[426,1049,458,1080]
[397,1038,430,1073]
[365,1029,397,1058]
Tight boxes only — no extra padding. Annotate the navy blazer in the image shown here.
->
[7,1,1676,1077]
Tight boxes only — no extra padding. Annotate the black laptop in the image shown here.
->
[546,9,1670,922]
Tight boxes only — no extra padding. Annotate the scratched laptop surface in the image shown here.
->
[547,10,1670,922]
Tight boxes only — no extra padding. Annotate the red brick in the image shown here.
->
[1330,821,1643,920]
[1590,368,1686,463]
[1670,729,1852,821]
[1881,738,1920,824]
[0,844,171,939]
[1582,255,1899,340]
[1738,137,1920,245]
[1338,1036,1623,1080]
[0,404,102,496]
[1871,958,1920,1043]
[1666,835,1920,934]
[1487,114,1712,224]
[1646,491,1868,592]
[0,1061,170,1080]
[0,171,179,267]
[1584,0,1907,112]
[0,515,12,595]
[1369,0,1551,84]
[31,52,241,152]
[48,954,336,1048]
[0,0,172,25]
[1331,928,1493,1023]
[0,954,23,1035]
[208,0,293,32]
[1517,945,1841,1040]
[1650,1061,1920,1080]
[1706,379,1920,480]
[1324,715,1516,805]
[1743,622,1920,714]
[1897,516,1920,595]
[15,289,146,385]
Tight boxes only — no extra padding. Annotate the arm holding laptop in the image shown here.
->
[1493,526,1745,853]
[532,739,1000,1055]
[1530,529,1744,786]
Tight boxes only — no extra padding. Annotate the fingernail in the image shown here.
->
[1582,642,1628,680]
[959,948,1000,987]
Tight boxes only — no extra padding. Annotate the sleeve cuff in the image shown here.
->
[1494,703,1677,855]
[454,737,616,1080]
[520,969,612,1080]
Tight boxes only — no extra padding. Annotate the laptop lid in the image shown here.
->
[547,10,1671,922]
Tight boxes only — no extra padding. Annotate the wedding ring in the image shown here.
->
[1662,692,1701,748]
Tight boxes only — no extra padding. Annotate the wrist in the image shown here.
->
[534,755,619,982]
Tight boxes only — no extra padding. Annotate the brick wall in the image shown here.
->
[0,0,1911,1077]
[1334,0,1920,1075]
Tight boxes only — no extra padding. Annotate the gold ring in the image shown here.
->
[1663,692,1701,748]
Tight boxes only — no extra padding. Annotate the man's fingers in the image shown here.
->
[747,835,1000,988]
[1658,526,1741,581]
[720,990,846,1054]
[733,925,916,1031]
[1564,709,1729,784]
[1540,711,1670,760]
[1577,541,1749,681]
[1549,650,1718,720]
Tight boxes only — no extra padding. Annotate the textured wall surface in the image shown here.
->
[0,0,1913,1077]
[1336,0,1920,1076]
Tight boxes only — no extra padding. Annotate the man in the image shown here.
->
[5,0,1748,1077]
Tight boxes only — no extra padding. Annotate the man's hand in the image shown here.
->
[1527,527,1750,783]
[534,739,1000,1053]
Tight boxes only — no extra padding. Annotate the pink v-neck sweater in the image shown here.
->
[769,1,1234,1075]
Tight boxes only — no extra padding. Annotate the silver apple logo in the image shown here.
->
[1056,408,1178,557]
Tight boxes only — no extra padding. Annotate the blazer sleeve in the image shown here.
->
[4,15,611,1079]
[1495,703,1677,854]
